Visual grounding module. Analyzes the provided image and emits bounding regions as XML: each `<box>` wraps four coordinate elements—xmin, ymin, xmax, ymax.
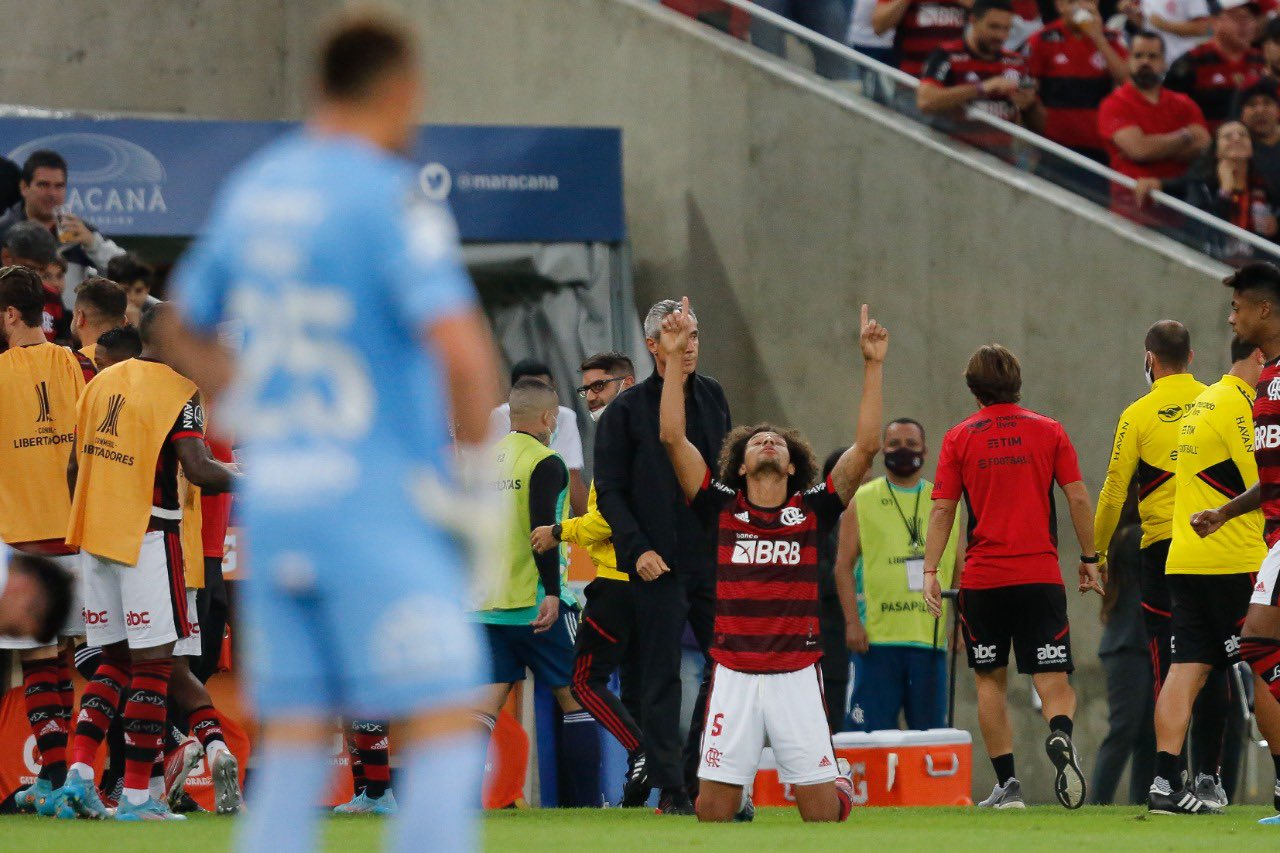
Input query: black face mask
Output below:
<box><xmin>884</xmin><ymin>447</ymin><xmax>924</xmax><ymax>477</ymax></box>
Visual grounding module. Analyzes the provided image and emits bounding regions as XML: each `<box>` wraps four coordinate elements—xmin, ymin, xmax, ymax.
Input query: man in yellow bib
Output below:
<box><xmin>57</xmin><ymin>303</ymin><xmax>239</xmax><ymax>822</ymax></box>
<box><xmin>0</xmin><ymin>266</ymin><xmax>87</xmax><ymax>813</ymax></box>
<box><xmin>70</xmin><ymin>276</ymin><xmax>127</xmax><ymax>366</ymax></box>
<box><xmin>836</xmin><ymin>417</ymin><xmax>962</xmax><ymax>731</ymax></box>
<box><xmin>475</xmin><ymin>377</ymin><xmax>599</xmax><ymax>807</ymax></box>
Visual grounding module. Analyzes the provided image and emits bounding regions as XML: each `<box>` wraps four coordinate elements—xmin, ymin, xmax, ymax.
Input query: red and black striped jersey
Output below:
<box><xmin>1024</xmin><ymin>21</ymin><xmax>1127</xmax><ymax>152</ymax></box>
<box><xmin>1165</xmin><ymin>42</ymin><xmax>1263</xmax><ymax>130</ymax></box>
<box><xmin>1253</xmin><ymin>357</ymin><xmax>1280</xmax><ymax>547</ymax></box>
<box><xmin>920</xmin><ymin>39</ymin><xmax>1028</xmax><ymax>123</ymax></box>
<box><xmin>884</xmin><ymin>0</ymin><xmax>969</xmax><ymax>77</ymax></box>
<box><xmin>692</xmin><ymin>473</ymin><xmax>845</xmax><ymax>674</ymax></box>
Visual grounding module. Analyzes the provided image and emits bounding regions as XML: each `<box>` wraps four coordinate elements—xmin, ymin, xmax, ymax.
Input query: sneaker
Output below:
<box><xmin>14</xmin><ymin>778</ymin><xmax>51</xmax><ymax>813</ymax></box>
<box><xmin>98</xmin><ymin>778</ymin><xmax>123</xmax><ymax>812</ymax></box>
<box><xmin>1045</xmin><ymin>731</ymin><xmax>1086</xmax><ymax>809</ymax></box>
<box><xmin>333</xmin><ymin>790</ymin><xmax>398</xmax><ymax>815</ymax></box>
<box><xmin>170</xmin><ymin>791</ymin><xmax>206</xmax><ymax>814</ymax></box>
<box><xmin>114</xmin><ymin>796</ymin><xmax>188</xmax><ymax>821</ymax></box>
<box><xmin>1193</xmin><ymin>773</ymin><xmax>1227</xmax><ymax>810</ymax></box>
<box><xmin>1147</xmin><ymin>778</ymin><xmax>1222</xmax><ymax>815</ymax></box>
<box><xmin>56</xmin><ymin>768</ymin><xmax>109</xmax><ymax>820</ymax></box>
<box><xmin>1273</xmin><ymin>780</ymin><xmax>1280</xmax><ymax>814</ymax></box>
<box><xmin>977</xmin><ymin>778</ymin><xmax>1026</xmax><ymax>809</ymax></box>
<box><xmin>734</xmin><ymin>792</ymin><xmax>755</xmax><ymax>823</ymax></box>
<box><xmin>164</xmin><ymin>737</ymin><xmax>204</xmax><ymax>809</ymax></box>
<box><xmin>1259</xmin><ymin>813</ymin><xmax>1280</xmax><ymax>825</ymax></box>
<box><xmin>210</xmin><ymin>748</ymin><xmax>243</xmax><ymax>815</ymax></box>
<box><xmin>656</xmin><ymin>788</ymin><xmax>696</xmax><ymax>815</ymax></box>
<box><xmin>621</xmin><ymin>752</ymin><xmax>650</xmax><ymax>808</ymax></box>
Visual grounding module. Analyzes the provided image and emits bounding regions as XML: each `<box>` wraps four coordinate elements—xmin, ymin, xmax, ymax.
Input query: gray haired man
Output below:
<box><xmin>594</xmin><ymin>298</ymin><xmax>732</xmax><ymax>814</ymax></box>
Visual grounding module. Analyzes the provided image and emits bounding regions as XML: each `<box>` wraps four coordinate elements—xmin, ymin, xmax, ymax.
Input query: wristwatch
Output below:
<box><xmin>551</xmin><ymin>523</ymin><xmax>563</xmax><ymax>541</ymax></box>
<box><xmin>1080</xmin><ymin>554</ymin><xmax>1100</xmax><ymax>564</ymax></box>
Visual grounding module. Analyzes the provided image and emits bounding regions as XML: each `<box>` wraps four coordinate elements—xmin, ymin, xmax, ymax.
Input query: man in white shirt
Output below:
<box><xmin>489</xmin><ymin>358</ymin><xmax>588</xmax><ymax>515</ymax></box>
<box><xmin>1142</xmin><ymin>0</ymin><xmax>1210</xmax><ymax>64</ymax></box>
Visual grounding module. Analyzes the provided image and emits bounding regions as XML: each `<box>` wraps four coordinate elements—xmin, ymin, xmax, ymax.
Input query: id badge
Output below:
<box><xmin>905</xmin><ymin>557</ymin><xmax>925</xmax><ymax>592</ymax></box>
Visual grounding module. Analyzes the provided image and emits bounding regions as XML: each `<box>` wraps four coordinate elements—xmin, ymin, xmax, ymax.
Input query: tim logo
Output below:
<box><xmin>973</xmin><ymin>643</ymin><xmax>998</xmax><ymax>663</ymax></box>
<box><xmin>731</xmin><ymin>539</ymin><xmax>801</xmax><ymax>566</ymax></box>
<box><xmin>34</xmin><ymin>381</ymin><xmax>51</xmax><ymax>423</ymax></box>
<box><xmin>97</xmin><ymin>394</ymin><xmax>125</xmax><ymax>436</ymax></box>
<box><xmin>779</xmin><ymin>506</ymin><xmax>807</xmax><ymax>526</ymax></box>
<box><xmin>1037</xmin><ymin>643</ymin><xmax>1068</xmax><ymax>663</ymax></box>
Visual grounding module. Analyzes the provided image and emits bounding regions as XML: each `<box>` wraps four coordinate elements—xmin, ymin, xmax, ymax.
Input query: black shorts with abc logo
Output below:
<box><xmin>1168</xmin><ymin>573</ymin><xmax>1253</xmax><ymax>667</ymax></box>
<box><xmin>957</xmin><ymin>584</ymin><xmax>1073</xmax><ymax>674</ymax></box>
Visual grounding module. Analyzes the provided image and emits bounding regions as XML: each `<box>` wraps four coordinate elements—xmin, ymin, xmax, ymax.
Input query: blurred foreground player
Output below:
<box><xmin>164</xmin><ymin>12</ymin><xmax>502</xmax><ymax>853</ymax></box>
<box><xmin>0</xmin><ymin>544</ymin><xmax>74</xmax><ymax>643</ymax></box>
<box><xmin>659</xmin><ymin>299</ymin><xmax>887</xmax><ymax>823</ymax></box>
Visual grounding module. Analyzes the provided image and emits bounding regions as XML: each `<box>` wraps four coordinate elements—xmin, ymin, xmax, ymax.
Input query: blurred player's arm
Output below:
<box><xmin>528</xmin><ymin>456</ymin><xmax>566</xmax><ymax>632</ymax></box>
<box><xmin>657</xmin><ymin>300</ymin><xmax>710</xmax><ymax>502</ymax></box>
<box><xmin>831</xmin><ymin>305</ymin><xmax>888</xmax><ymax>503</ymax></box>
<box><xmin>175</xmin><ymin>437</ymin><xmax>240</xmax><ymax>495</ymax></box>
<box><xmin>834</xmin><ymin>507</ymin><xmax>869</xmax><ymax>653</ymax></box>
<box><xmin>154</xmin><ymin>314</ymin><xmax>235</xmax><ymax>408</ymax></box>
<box><xmin>428</xmin><ymin>311</ymin><xmax>502</xmax><ymax>447</ymax></box>
<box><xmin>1192</xmin><ymin>482</ymin><xmax>1262</xmax><ymax>537</ymax></box>
<box><xmin>1093</xmin><ymin>410</ymin><xmax>1138</xmax><ymax>560</ymax></box>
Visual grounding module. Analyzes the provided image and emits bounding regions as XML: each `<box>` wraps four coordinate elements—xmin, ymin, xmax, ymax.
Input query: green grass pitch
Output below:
<box><xmin>4</xmin><ymin>805</ymin><xmax>1280</xmax><ymax>851</ymax></box>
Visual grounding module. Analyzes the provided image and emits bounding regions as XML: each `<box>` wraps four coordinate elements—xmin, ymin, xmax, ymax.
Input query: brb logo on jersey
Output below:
<box><xmin>1037</xmin><ymin>643</ymin><xmax>1068</xmax><ymax>663</ymax></box>
<box><xmin>779</xmin><ymin>506</ymin><xmax>807</xmax><ymax>526</ymax></box>
<box><xmin>731</xmin><ymin>539</ymin><xmax>801</xmax><ymax>565</ymax></box>
<box><xmin>1256</xmin><ymin>423</ymin><xmax>1280</xmax><ymax>450</ymax></box>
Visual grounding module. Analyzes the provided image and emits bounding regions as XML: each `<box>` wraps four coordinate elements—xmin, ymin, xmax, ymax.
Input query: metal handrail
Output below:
<box><xmin>716</xmin><ymin>0</ymin><xmax>1280</xmax><ymax>262</ymax></box>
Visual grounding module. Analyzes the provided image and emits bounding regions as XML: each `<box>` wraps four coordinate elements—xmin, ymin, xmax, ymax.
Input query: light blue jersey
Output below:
<box><xmin>173</xmin><ymin>131</ymin><xmax>482</xmax><ymax>719</ymax></box>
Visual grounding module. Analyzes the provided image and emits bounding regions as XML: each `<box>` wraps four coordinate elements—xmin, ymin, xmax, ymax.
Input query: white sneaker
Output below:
<box><xmin>978</xmin><ymin>778</ymin><xmax>1026</xmax><ymax>809</ymax></box>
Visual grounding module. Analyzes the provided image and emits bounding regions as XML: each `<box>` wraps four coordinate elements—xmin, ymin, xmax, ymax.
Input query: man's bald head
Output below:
<box><xmin>508</xmin><ymin>378</ymin><xmax>559</xmax><ymax>444</ymax></box>
<box><xmin>1145</xmin><ymin>320</ymin><xmax>1192</xmax><ymax>371</ymax></box>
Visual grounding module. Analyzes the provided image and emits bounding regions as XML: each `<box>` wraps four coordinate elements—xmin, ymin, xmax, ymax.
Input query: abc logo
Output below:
<box><xmin>973</xmin><ymin>644</ymin><xmax>998</xmax><ymax>662</ymax></box>
<box><xmin>82</xmin><ymin>609</ymin><xmax>108</xmax><ymax>626</ymax></box>
<box><xmin>125</xmin><ymin>611</ymin><xmax>151</xmax><ymax>628</ymax></box>
<box><xmin>1037</xmin><ymin>644</ymin><xmax>1068</xmax><ymax>662</ymax></box>
<box><xmin>1225</xmin><ymin>635</ymin><xmax>1241</xmax><ymax>655</ymax></box>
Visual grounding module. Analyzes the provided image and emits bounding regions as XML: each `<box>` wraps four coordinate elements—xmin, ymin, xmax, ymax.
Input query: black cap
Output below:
<box><xmin>1241</xmin><ymin>78</ymin><xmax>1280</xmax><ymax>107</ymax></box>
<box><xmin>1265</xmin><ymin>15</ymin><xmax>1280</xmax><ymax>42</ymax></box>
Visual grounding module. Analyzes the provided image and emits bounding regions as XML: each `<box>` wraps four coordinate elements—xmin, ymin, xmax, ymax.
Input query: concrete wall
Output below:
<box><xmin>0</xmin><ymin>0</ymin><xmax>1258</xmax><ymax>804</ymax></box>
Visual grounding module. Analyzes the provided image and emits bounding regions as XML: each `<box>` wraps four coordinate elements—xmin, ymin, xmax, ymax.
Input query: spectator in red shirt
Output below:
<box><xmin>1165</xmin><ymin>0</ymin><xmax>1263</xmax><ymax>131</ymax></box>
<box><xmin>1263</xmin><ymin>16</ymin><xmax>1280</xmax><ymax>80</ymax></box>
<box><xmin>1097</xmin><ymin>30</ymin><xmax>1210</xmax><ymax>216</ymax></box>
<box><xmin>923</xmin><ymin>344</ymin><xmax>1102</xmax><ymax>810</ymax></box>
<box><xmin>1026</xmin><ymin>0</ymin><xmax>1129</xmax><ymax>164</ymax></box>
<box><xmin>875</xmin><ymin>0</ymin><xmax>972</xmax><ymax>76</ymax></box>
<box><xmin>917</xmin><ymin>0</ymin><xmax>1046</xmax><ymax>133</ymax></box>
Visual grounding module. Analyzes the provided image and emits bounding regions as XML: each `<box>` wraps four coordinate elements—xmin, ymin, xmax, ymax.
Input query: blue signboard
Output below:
<box><xmin>0</xmin><ymin>118</ymin><xmax>625</xmax><ymax>242</ymax></box>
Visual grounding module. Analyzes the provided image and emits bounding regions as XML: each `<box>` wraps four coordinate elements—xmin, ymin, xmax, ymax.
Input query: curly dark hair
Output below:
<box><xmin>716</xmin><ymin>423</ymin><xmax>819</xmax><ymax>496</ymax></box>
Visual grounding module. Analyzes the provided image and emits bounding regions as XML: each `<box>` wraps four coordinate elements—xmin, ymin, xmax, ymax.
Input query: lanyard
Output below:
<box><xmin>887</xmin><ymin>484</ymin><xmax>923</xmax><ymax>550</ymax></box>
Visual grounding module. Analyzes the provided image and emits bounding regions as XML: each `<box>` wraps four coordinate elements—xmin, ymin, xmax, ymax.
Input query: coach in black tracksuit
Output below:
<box><xmin>595</xmin><ymin>299</ymin><xmax>730</xmax><ymax>815</ymax></box>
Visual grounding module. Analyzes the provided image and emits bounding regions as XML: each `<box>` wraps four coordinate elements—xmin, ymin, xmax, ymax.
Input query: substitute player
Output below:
<box><xmin>163</xmin><ymin>12</ymin><xmax>503</xmax><ymax>853</ymax></box>
<box><xmin>1148</xmin><ymin>336</ymin><xmax>1280</xmax><ymax>815</ymax></box>
<box><xmin>0</xmin><ymin>266</ymin><xmax>87</xmax><ymax>814</ymax></box>
<box><xmin>659</xmin><ymin>298</ymin><xmax>886</xmax><ymax>823</ymax></box>
<box><xmin>57</xmin><ymin>305</ymin><xmax>239</xmax><ymax>822</ymax></box>
<box><xmin>923</xmin><ymin>344</ymin><xmax>1102</xmax><ymax>810</ymax></box>
<box><xmin>1191</xmin><ymin>261</ymin><xmax>1280</xmax><ymax>825</ymax></box>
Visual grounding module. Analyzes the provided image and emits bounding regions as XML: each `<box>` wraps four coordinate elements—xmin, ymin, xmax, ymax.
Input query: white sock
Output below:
<box><xmin>68</xmin><ymin>762</ymin><xmax>94</xmax><ymax>781</ymax></box>
<box><xmin>150</xmin><ymin>774</ymin><xmax>165</xmax><ymax>800</ymax></box>
<box><xmin>124</xmin><ymin>786</ymin><xmax>149</xmax><ymax>806</ymax></box>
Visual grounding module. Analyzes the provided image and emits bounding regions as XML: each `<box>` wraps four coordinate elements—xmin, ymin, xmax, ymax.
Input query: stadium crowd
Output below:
<box><xmin>662</xmin><ymin>0</ymin><xmax>1280</xmax><ymax>260</ymax></box>
<box><xmin>9</xmin><ymin>14</ymin><xmax>1280</xmax><ymax>843</ymax></box>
